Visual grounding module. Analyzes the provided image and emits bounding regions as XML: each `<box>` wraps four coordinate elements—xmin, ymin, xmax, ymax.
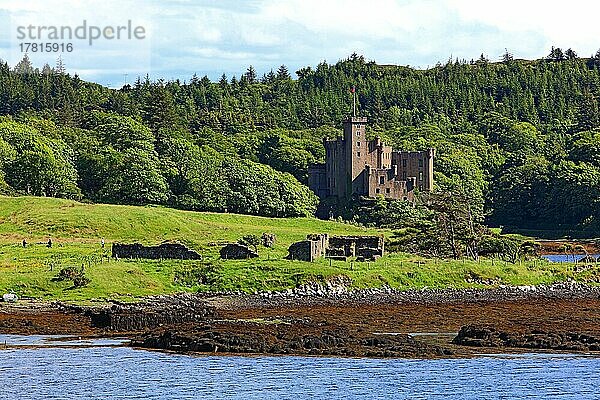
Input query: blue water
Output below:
<box><xmin>542</xmin><ymin>254</ymin><xmax>599</xmax><ymax>263</ymax></box>
<box><xmin>1</xmin><ymin>344</ymin><xmax>600</xmax><ymax>399</ymax></box>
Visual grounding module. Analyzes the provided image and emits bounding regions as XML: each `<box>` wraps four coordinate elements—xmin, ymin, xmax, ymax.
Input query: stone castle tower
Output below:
<box><xmin>308</xmin><ymin>115</ymin><xmax>434</xmax><ymax>202</ymax></box>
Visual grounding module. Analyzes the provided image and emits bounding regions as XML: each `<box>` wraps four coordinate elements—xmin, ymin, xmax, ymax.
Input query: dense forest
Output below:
<box><xmin>1</xmin><ymin>49</ymin><xmax>600</xmax><ymax>234</ymax></box>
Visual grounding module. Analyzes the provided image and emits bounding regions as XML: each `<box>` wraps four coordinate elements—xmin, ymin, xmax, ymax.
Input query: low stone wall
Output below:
<box><xmin>112</xmin><ymin>242</ymin><xmax>202</xmax><ymax>260</ymax></box>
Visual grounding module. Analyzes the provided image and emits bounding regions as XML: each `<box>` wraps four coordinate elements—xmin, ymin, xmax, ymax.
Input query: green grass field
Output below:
<box><xmin>0</xmin><ymin>196</ymin><xmax>584</xmax><ymax>302</ymax></box>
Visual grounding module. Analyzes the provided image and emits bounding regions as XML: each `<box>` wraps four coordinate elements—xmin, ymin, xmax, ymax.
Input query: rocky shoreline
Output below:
<box><xmin>213</xmin><ymin>280</ymin><xmax>600</xmax><ymax>309</ymax></box>
<box><xmin>3</xmin><ymin>282</ymin><xmax>600</xmax><ymax>358</ymax></box>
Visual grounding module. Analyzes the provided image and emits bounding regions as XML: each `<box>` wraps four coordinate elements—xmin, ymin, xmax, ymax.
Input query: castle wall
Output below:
<box><xmin>365</xmin><ymin>167</ymin><xmax>414</xmax><ymax>200</ymax></box>
<box><xmin>308</xmin><ymin>164</ymin><xmax>328</xmax><ymax>198</ymax></box>
<box><xmin>324</xmin><ymin>138</ymin><xmax>348</xmax><ymax>199</ymax></box>
<box><xmin>392</xmin><ymin>149</ymin><xmax>434</xmax><ymax>192</ymax></box>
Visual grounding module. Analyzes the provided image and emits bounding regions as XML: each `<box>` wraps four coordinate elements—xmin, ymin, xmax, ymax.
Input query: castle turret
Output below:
<box><xmin>343</xmin><ymin>116</ymin><xmax>368</xmax><ymax>197</ymax></box>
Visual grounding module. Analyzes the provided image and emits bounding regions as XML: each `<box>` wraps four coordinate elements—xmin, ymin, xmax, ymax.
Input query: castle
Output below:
<box><xmin>308</xmin><ymin>116</ymin><xmax>434</xmax><ymax>202</ymax></box>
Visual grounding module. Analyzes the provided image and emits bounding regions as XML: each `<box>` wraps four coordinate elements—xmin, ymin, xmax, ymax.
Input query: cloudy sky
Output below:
<box><xmin>1</xmin><ymin>0</ymin><xmax>599</xmax><ymax>87</ymax></box>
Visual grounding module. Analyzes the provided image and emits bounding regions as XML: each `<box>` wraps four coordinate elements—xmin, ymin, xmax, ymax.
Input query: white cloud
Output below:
<box><xmin>261</xmin><ymin>0</ymin><xmax>447</xmax><ymax>38</ymax></box>
<box><xmin>448</xmin><ymin>0</ymin><xmax>600</xmax><ymax>55</ymax></box>
<box><xmin>1</xmin><ymin>0</ymin><xmax>599</xmax><ymax>86</ymax></box>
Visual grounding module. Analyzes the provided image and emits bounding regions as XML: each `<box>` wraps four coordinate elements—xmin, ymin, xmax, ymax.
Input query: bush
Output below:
<box><xmin>53</xmin><ymin>265</ymin><xmax>90</xmax><ymax>288</ymax></box>
<box><xmin>239</xmin><ymin>234</ymin><xmax>261</xmax><ymax>252</ymax></box>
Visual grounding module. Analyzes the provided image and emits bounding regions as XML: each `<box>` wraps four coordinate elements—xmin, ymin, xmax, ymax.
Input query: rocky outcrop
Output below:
<box><xmin>112</xmin><ymin>242</ymin><xmax>202</xmax><ymax>260</ymax></box>
<box><xmin>132</xmin><ymin>323</ymin><xmax>452</xmax><ymax>358</ymax></box>
<box><xmin>453</xmin><ymin>325</ymin><xmax>600</xmax><ymax>351</ymax></box>
<box><xmin>57</xmin><ymin>294</ymin><xmax>216</xmax><ymax>332</ymax></box>
<box><xmin>220</xmin><ymin>243</ymin><xmax>259</xmax><ymax>259</ymax></box>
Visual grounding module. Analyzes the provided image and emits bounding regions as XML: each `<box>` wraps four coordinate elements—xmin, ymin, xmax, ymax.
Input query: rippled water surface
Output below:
<box><xmin>1</xmin><ymin>344</ymin><xmax>599</xmax><ymax>399</ymax></box>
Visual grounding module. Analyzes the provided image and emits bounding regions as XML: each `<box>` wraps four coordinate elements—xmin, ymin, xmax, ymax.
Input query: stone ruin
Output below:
<box><xmin>286</xmin><ymin>234</ymin><xmax>328</xmax><ymax>262</ymax></box>
<box><xmin>287</xmin><ymin>234</ymin><xmax>384</xmax><ymax>262</ymax></box>
<box><xmin>112</xmin><ymin>242</ymin><xmax>202</xmax><ymax>260</ymax></box>
<box><xmin>220</xmin><ymin>243</ymin><xmax>259</xmax><ymax>260</ymax></box>
<box><xmin>261</xmin><ymin>233</ymin><xmax>276</xmax><ymax>248</ymax></box>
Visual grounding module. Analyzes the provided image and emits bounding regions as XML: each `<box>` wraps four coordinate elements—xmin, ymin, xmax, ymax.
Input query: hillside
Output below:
<box><xmin>0</xmin><ymin>196</ymin><xmax>371</xmax><ymax>245</ymax></box>
<box><xmin>0</xmin><ymin>196</ymin><xmax>578</xmax><ymax>302</ymax></box>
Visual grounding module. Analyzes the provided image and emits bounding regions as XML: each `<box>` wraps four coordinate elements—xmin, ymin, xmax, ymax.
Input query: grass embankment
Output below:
<box><xmin>0</xmin><ymin>196</ymin><xmax>584</xmax><ymax>302</ymax></box>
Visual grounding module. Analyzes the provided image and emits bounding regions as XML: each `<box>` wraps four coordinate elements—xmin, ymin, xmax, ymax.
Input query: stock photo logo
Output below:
<box><xmin>15</xmin><ymin>20</ymin><xmax>146</xmax><ymax>53</ymax></box>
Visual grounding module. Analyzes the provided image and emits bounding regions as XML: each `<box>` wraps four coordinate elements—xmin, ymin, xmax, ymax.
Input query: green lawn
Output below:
<box><xmin>0</xmin><ymin>196</ymin><xmax>585</xmax><ymax>302</ymax></box>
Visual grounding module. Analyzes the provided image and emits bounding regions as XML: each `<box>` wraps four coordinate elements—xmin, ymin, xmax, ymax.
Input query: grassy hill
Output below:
<box><xmin>0</xmin><ymin>196</ymin><xmax>576</xmax><ymax>302</ymax></box>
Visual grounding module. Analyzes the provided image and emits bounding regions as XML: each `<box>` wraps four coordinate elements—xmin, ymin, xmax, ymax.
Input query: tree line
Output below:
<box><xmin>1</xmin><ymin>49</ymin><xmax>600</xmax><ymax>231</ymax></box>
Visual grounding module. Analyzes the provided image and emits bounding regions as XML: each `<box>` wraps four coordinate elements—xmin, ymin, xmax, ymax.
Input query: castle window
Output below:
<box><xmin>418</xmin><ymin>159</ymin><xmax>424</xmax><ymax>168</ymax></box>
<box><xmin>419</xmin><ymin>172</ymin><xmax>423</xmax><ymax>181</ymax></box>
<box><xmin>402</xmin><ymin>159</ymin><xmax>407</xmax><ymax>167</ymax></box>
<box><xmin>419</xmin><ymin>185</ymin><xmax>423</xmax><ymax>191</ymax></box>
<box><xmin>357</xmin><ymin>152</ymin><xmax>361</xmax><ymax>157</ymax></box>
<box><xmin>376</xmin><ymin>188</ymin><xmax>380</xmax><ymax>194</ymax></box>
<box><xmin>356</xmin><ymin>130</ymin><xmax>361</xmax><ymax>136</ymax></box>
<box><xmin>357</xmin><ymin>142</ymin><xmax>360</xmax><ymax>147</ymax></box>
<box><xmin>386</xmin><ymin>188</ymin><xmax>391</xmax><ymax>194</ymax></box>
<box><xmin>402</xmin><ymin>172</ymin><xmax>407</xmax><ymax>180</ymax></box>
<box><xmin>379</xmin><ymin>176</ymin><xmax>385</xmax><ymax>185</ymax></box>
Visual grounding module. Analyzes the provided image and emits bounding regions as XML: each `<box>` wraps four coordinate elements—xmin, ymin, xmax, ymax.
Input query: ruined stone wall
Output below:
<box><xmin>287</xmin><ymin>236</ymin><xmax>325</xmax><ymax>262</ymax></box>
<box><xmin>112</xmin><ymin>243</ymin><xmax>202</xmax><ymax>260</ymax></box>
<box><xmin>287</xmin><ymin>234</ymin><xmax>384</xmax><ymax>262</ymax></box>
<box><xmin>287</xmin><ymin>241</ymin><xmax>313</xmax><ymax>261</ymax></box>
<box><xmin>326</xmin><ymin>236</ymin><xmax>384</xmax><ymax>261</ymax></box>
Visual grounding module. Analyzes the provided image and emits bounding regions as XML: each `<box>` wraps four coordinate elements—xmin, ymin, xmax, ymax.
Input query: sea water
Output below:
<box><xmin>0</xmin><ymin>337</ymin><xmax>599</xmax><ymax>399</ymax></box>
<box><xmin>542</xmin><ymin>254</ymin><xmax>600</xmax><ymax>263</ymax></box>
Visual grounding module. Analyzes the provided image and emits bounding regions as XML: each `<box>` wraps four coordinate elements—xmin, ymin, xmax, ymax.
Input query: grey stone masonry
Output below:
<box><xmin>287</xmin><ymin>234</ymin><xmax>384</xmax><ymax>262</ymax></box>
<box><xmin>112</xmin><ymin>242</ymin><xmax>202</xmax><ymax>260</ymax></box>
